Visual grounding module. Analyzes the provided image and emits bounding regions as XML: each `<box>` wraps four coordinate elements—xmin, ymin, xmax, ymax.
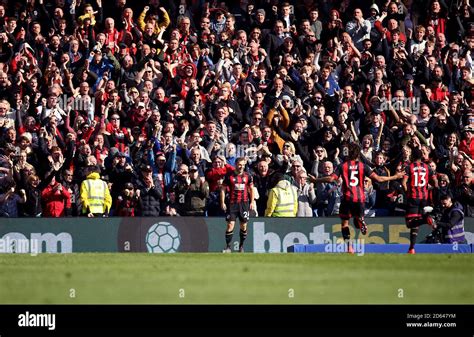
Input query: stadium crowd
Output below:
<box><xmin>0</xmin><ymin>0</ymin><xmax>473</xmax><ymax>218</ymax></box>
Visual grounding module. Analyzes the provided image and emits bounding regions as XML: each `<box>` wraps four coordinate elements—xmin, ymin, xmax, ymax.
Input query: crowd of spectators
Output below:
<box><xmin>0</xmin><ymin>0</ymin><xmax>473</xmax><ymax>218</ymax></box>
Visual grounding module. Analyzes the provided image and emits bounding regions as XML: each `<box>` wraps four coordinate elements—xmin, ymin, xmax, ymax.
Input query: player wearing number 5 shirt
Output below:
<box><xmin>310</xmin><ymin>144</ymin><xmax>403</xmax><ymax>253</ymax></box>
<box><xmin>402</xmin><ymin>148</ymin><xmax>438</xmax><ymax>254</ymax></box>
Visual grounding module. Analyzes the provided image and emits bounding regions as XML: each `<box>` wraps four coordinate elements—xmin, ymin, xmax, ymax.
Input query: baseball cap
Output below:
<box><xmin>189</xmin><ymin>165</ymin><xmax>198</xmax><ymax>172</ymax></box>
<box><xmin>140</xmin><ymin>164</ymin><xmax>153</xmax><ymax>172</ymax></box>
<box><xmin>124</xmin><ymin>182</ymin><xmax>134</xmax><ymax>190</ymax></box>
<box><xmin>463</xmin><ymin>126</ymin><xmax>474</xmax><ymax>133</ymax></box>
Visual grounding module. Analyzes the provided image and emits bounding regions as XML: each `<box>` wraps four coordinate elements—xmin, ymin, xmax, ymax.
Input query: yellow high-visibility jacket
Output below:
<box><xmin>265</xmin><ymin>180</ymin><xmax>298</xmax><ymax>217</ymax></box>
<box><xmin>80</xmin><ymin>172</ymin><xmax>112</xmax><ymax>214</ymax></box>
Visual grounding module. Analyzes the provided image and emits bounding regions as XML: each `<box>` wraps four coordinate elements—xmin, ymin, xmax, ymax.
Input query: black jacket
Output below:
<box><xmin>137</xmin><ymin>178</ymin><xmax>163</xmax><ymax>216</ymax></box>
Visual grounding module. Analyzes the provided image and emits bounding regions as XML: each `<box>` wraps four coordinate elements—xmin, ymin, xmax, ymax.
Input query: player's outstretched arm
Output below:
<box><xmin>370</xmin><ymin>171</ymin><xmax>404</xmax><ymax>183</ymax></box>
<box><xmin>308</xmin><ymin>174</ymin><xmax>336</xmax><ymax>184</ymax></box>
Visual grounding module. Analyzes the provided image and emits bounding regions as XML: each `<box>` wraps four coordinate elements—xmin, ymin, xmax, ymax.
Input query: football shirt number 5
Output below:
<box><xmin>349</xmin><ymin>170</ymin><xmax>359</xmax><ymax>187</ymax></box>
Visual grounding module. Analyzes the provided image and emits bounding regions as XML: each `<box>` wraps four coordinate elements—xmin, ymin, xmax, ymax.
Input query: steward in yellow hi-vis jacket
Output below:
<box><xmin>265</xmin><ymin>177</ymin><xmax>298</xmax><ymax>217</ymax></box>
<box><xmin>80</xmin><ymin>167</ymin><xmax>112</xmax><ymax>217</ymax></box>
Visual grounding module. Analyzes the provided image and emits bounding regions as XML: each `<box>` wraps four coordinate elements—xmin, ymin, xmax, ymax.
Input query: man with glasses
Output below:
<box><xmin>289</xmin><ymin>159</ymin><xmax>304</xmax><ymax>182</ymax></box>
<box><xmin>106</xmin><ymin>113</ymin><xmax>132</xmax><ymax>152</ymax></box>
<box><xmin>250</xmin><ymin>110</ymin><xmax>263</xmax><ymax>127</ymax></box>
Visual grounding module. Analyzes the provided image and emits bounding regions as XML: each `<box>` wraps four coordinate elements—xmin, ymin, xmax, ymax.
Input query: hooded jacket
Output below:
<box><xmin>80</xmin><ymin>172</ymin><xmax>112</xmax><ymax>214</ymax></box>
<box><xmin>41</xmin><ymin>183</ymin><xmax>71</xmax><ymax>217</ymax></box>
<box><xmin>265</xmin><ymin>179</ymin><xmax>298</xmax><ymax>217</ymax></box>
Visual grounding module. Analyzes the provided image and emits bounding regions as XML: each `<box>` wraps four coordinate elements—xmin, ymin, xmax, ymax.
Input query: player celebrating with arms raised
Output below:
<box><xmin>220</xmin><ymin>157</ymin><xmax>254</xmax><ymax>253</ymax></box>
<box><xmin>402</xmin><ymin>148</ymin><xmax>437</xmax><ymax>254</ymax></box>
<box><xmin>310</xmin><ymin>143</ymin><xmax>403</xmax><ymax>253</ymax></box>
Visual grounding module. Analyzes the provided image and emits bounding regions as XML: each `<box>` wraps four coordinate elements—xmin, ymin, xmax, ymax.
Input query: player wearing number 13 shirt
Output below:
<box><xmin>402</xmin><ymin>148</ymin><xmax>437</xmax><ymax>254</ymax></box>
<box><xmin>310</xmin><ymin>144</ymin><xmax>403</xmax><ymax>253</ymax></box>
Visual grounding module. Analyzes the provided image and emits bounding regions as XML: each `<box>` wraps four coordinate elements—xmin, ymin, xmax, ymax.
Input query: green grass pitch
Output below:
<box><xmin>0</xmin><ymin>253</ymin><xmax>473</xmax><ymax>304</ymax></box>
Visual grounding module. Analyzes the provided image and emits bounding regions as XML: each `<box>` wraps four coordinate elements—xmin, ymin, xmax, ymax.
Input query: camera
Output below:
<box><xmin>423</xmin><ymin>212</ymin><xmax>443</xmax><ymax>243</ymax></box>
<box><xmin>425</xmin><ymin>227</ymin><xmax>443</xmax><ymax>243</ymax></box>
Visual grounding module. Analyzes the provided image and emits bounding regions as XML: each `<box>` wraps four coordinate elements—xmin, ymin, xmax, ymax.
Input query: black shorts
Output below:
<box><xmin>226</xmin><ymin>202</ymin><xmax>250</xmax><ymax>222</ymax></box>
<box><xmin>405</xmin><ymin>198</ymin><xmax>429</xmax><ymax>219</ymax></box>
<box><xmin>339</xmin><ymin>200</ymin><xmax>364</xmax><ymax>220</ymax></box>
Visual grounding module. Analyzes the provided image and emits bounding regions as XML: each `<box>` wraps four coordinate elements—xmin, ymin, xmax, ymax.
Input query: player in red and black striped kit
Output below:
<box><xmin>220</xmin><ymin>157</ymin><xmax>254</xmax><ymax>253</ymax></box>
<box><xmin>402</xmin><ymin>148</ymin><xmax>438</xmax><ymax>254</ymax></box>
<box><xmin>311</xmin><ymin>143</ymin><xmax>403</xmax><ymax>253</ymax></box>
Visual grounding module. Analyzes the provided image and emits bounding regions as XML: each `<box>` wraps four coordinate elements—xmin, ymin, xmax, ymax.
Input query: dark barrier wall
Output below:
<box><xmin>0</xmin><ymin>218</ymin><xmax>473</xmax><ymax>253</ymax></box>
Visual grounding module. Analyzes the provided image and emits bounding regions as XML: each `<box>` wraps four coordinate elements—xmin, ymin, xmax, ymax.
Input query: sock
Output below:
<box><xmin>409</xmin><ymin>228</ymin><xmax>418</xmax><ymax>250</ymax></box>
<box><xmin>239</xmin><ymin>229</ymin><xmax>247</xmax><ymax>248</ymax></box>
<box><xmin>225</xmin><ymin>230</ymin><xmax>233</xmax><ymax>248</ymax></box>
<box><xmin>342</xmin><ymin>226</ymin><xmax>350</xmax><ymax>241</ymax></box>
<box><xmin>355</xmin><ymin>218</ymin><xmax>366</xmax><ymax>229</ymax></box>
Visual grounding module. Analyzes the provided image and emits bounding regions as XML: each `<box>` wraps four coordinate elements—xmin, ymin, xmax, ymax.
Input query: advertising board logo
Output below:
<box><xmin>118</xmin><ymin>217</ymin><xmax>209</xmax><ymax>252</ymax></box>
<box><xmin>145</xmin><ymin>222</ymin><xmax>181</xmax><ymax>253</ymax></box>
